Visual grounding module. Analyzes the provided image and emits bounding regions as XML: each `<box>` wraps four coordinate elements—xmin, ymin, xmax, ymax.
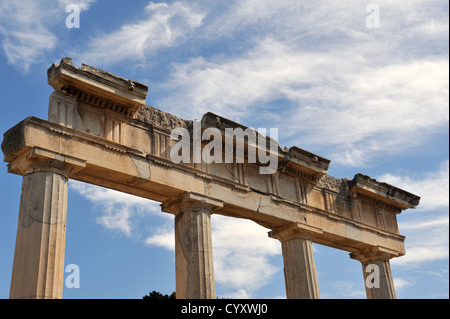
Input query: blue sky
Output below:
<box><xmin>0</xmin><ymin>0</ymin><xmax>448</xmax><ymax>299</ymax></box>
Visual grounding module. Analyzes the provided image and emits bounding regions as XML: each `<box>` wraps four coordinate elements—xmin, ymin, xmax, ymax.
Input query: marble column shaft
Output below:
<box><xmin>10</xmin><ymin>169</ymin><xmax>68</xmax><ymax>299</ymax></box>
<box><xmin>269</xmin><ymin>223</ymin><xmax>321</xmax><ymax>299</ymax></box>
<box><xmin>162</xmin><ymin>193</ymin><xmax>223</xmax><ymax>299</ymax></box>
<box><xmin>359</xmin><ymin>256</ymin><xmax>396</xmax><ymax>299</ymax></box>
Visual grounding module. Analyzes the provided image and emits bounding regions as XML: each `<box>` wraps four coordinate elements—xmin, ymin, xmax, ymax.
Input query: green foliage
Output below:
<box><xmin>143</xmin><ymin>290</ymin><xmax>176</xmax><ymax>299</ymax></box>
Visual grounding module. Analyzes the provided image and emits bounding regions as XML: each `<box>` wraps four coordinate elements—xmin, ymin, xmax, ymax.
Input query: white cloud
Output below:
<box><xmin>69</xmin><ymin>180</ymin><xmax>166</xmax><ymax>237</ymax></box>
<box><xmin>322</xmin><ymin>59</ymin><xmax>449</xmax><ymax>166</ymax></box>
<box><xmin>144</xmin><ymin>226</ymin><xmax>175</xmax><ymax>251</ymax></box>
<box><xmin>58</xmin><ymin>0</ymin><xmax>96</xmax><ymax>12</ymax></box>
<box><xmin>0</xmin><ymin>0</ymin><xmax>96</xmax><ymax>72</ymax></box>
<box><xmin>158</xmin><ymin>36</ymin><xmax>448</xmax><ymax>167</ymax></box>
<box><xmin>1</xmin><ymin>0</ymin><xmax>203</xmax><ymax>71</ymax></box>
<box><xmin>378</xmin><ymin>160</ymin><xmax>449</xmax><ymax>212</ymax></box>
<box><xmin>158</xmin><ymin>38</ymin><xmax>340</xmax><ymax>119</ymax></box>
<box><xmin>394</xmin><ymin>245</ymin><xmax>449</xmax><ymax>267</ymax></box>
<box><xmin>225</xmin><ymin>0</ymin><xmax>447</xmax><ymax>34</ymax></box>
<box><xmin>394</xmin><ymin>277</ymin><xmax>414</xmax><ymax>290</ymax></box>
<box><xmin>211</xmin><ymin>215</ymin><xmax>281</xmax><ymax>298</ymax></box>
<box><xmin>95</xmin><ymin>205</ymin><xmax>134</xmax><ymax>236</ymax></box>
<box><xmin>393</xmin><ymin>213</ymin><xmax>448</xmax><ymax>267</ymax></box>
<box><xmin>223</xmin><ymin>288</ymin><xmax>250</xmax><ymax>299</ymax></box>
<box><xmin>152</xmin><ymin>0</ymin><xmax>448</xmax><ymax>167</ymax></box>
<box><xmin>0</xmin><ymin>0</ymin><xmax>202</xmax><ymax>71</ymax></box>
<box><xmin>0</xmin><ymin>0</ymin><xmax>57</xmax><ymax>72</ymax></box>
<box><xmin>399</xmin><ymin>217</ymin><xmax>449</xmax><ymax>231</ymax></box>
<box><xmin>378</xmin><ymin>161</ymin><xmax>450</xmax><ymax>267</ymax></box>
<box><xmin>78</xmin><ymin>1</ymin><xmax>205</xmax><ymax>66</ymax></box>
<box><xmin>321</xmin><ymin>280</ymin><xmax>366</xmax><ymax>299</ymax></box>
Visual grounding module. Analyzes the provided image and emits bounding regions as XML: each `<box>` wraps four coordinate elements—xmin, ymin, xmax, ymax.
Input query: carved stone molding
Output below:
<box><xmin>352</xmin><ymin>191</ymin><xmax>402</xmax><ymax>213</ymax></box>
<box><xmin>161</xmin><ymin>192</ymin><xmax>224</xmax><ymax>216</ymax></box>
<box><xmin>268</xmin><ymin>222</ymin><xmax>323</xmax><ymax>242</ymax></box>
<box><xmin>47</xmin><ymin>57</ymin><xmax>148</xmax><ymax>119</ymax></box>
<box><xmin>278</xmin><ymin>161</ymin><xmax>319</xmax><ymax>182</ymax></box>
<box><xmin>62</xmin><ymin>85</ymin><xmax>135</xmax><ymax>118</ymax></box>
<box><xmin>349</xmin><ymin>173</ymin><xmax>420</xmax><ymax>211</ymax></box>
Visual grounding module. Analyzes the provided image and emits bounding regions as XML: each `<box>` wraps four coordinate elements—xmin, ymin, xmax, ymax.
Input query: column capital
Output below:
<box><xmin>161</xmin><ymin>192</ymin><xmax>223</xmax><ymax>215</ymax></box>
<box><xmin>8</xmin><ymin>147</ymin><xmax>86</xmax><ymax>178</ymax></box>
<box><xmin>350</xmin><ymin>246</ymin><xmax>400</xmax><ymax>264</ymax></box>
<box><xmin>268</xmin><ymin>222</ymin><xmax>323</xmax><ymax>243</ymax></box>
<box><xmin>170</xmin><ymin>193</ymin><xmax>219</xmax><ymax>299</ymax></box>
<box><xmin>351</xmin><ymin>247</ymin><xmax>398</xmax><ymax>299</ymax></box>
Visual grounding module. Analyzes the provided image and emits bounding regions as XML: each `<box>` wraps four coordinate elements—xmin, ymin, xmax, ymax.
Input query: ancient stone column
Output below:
<box><xmin>350</xmin><ymin>250</ymin><xmax>397</xmax><ymax>299</ymax></box>
<box><xmin>9</xmin><ymin>166</ymin><xmax>68</xmax><ymax>299</ymax></box>
<box><xmin>162</xmin><ymin>193</ymin><xmax>223</xmax><ymax>299</ymax></box>
<box><xmin>269</xmin><ymin>223</ymin><xmax>322</xmax><ymax>299</ymax></box>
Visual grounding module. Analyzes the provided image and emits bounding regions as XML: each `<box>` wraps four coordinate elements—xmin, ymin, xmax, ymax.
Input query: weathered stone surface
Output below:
<box><xmin>317</xmin><ymin>175</ymin><xmax>348</xmax><ymax>195</ymax></box>
<box><xmin>350</xmin><ymin>249</ymin><xmax>397</xmax><ymax>299</ymax></box>
<box><xmin>10</xmin><ymin>170</ymin><xmax>68</xmax><ymax>299</ymax></box>
<box><xmin>281</xmin><ymin>238</ymin><xmax>320</xmax><ymax>299</ymax></box>
<box><xmin>134</xmin><ymin>104</ymin><xmax>191</xmax><ymax>131</ymax></box>
<box><xmin>162</xmin><ymin>193</ymin><xmax>222</xmax><ymax>299</ymax></box>
<box><xmin>47</xmin><ymin>57</ymin><xmax>148</xmax><ymax>118</ymax></box>
<box><xmin>349</xmin><ymin>173</ymin><xmax>421</xmax><ymax>210</ymax></box>
<box><xmin>269</xmin><ymin>223</ymin><xmax>321</xmax><ymax>299</ymax></box>
<box><xmin>2</xmin><ymin>58</ymin><xmax>422</xmax><ymax>299</ymax></box>
<box><xmin>202</xmin><ymin>112</ymin><xmax>330</xmax><ymax>180</ymax></box>
<box><xmin>1</xmin><ymin>118</ymin><xmax>29</xmax><ymax>162</ymax></box>
<box><xmin>48</xmin><ymin>57</ymin><xmax>148</xmax><ymax>101</ymax></box>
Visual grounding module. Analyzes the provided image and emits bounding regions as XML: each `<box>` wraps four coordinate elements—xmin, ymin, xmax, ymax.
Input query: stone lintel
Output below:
<box><xmin>47</xmin><ymin>57</ymin><xmax>148</xmax><ymax>119</ymax></box>
<box><xmin>2</xmin><ymin>116</ymin><xmax>409</xmax><ymax>256</ymax></box>
<box><xmin>349</xmin><ymin>245</ymin><xmax>401</xmax><ymax>263</ymax></box>
<box><xmin>161</xmin><ymin>192</ymin><xmax>224</xmax><ymax>215</ymax></box>
<box><xmin>2</xmin><ymin>118</ymin><xmax>30</xmax><ymax>163</ymax></box>
<box><xmin>268</xmin><ymin>222</ymin><xmax>323</xmax><ymax>243</ymax></box>
<box><xmin>349</xmin><ymin>173</ymin><xmax>420</xmax><ymax>211</ymax></box>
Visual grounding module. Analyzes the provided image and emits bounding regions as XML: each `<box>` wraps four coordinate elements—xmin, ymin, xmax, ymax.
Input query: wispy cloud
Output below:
<box><xmin>394</xmin><ymin>277</ymin><xmax>415</xmax><ymax>290</ymax></box>
<box><xmin>58</xmin><ymin>0</ymin><xmax>96</xmax><ymax>12</ymax></box>
<box><xmin>321</xmin><ymin>280</ymin><xmax>366</xmax><ymax>299</ymax></box>
<box><xmin>211</xmin><ymin>215</ymin><xmax>281</xmax><ymax>298</ymax></box>
<box><xmin>69</xmin><ymin>180</ymin><xmax>166</xmax><ymax>237</ymax></box>
<box><xmin>152</xmin><ymin>0</ymin><xmax>448</xmax><ymax>167</ymax></box>
<box><xmin>77</xmin><ymin>1</ymin><xmax>205</xmax><ymax>66</ymax></box>
<box><xmin>0</xmin><ymin>0</ymin><xmax>56</xmax><ymax>72</ymax></box>
<box><xmin>144</xmin><ymin>225</ymin><xmax>174</xmax><ymax>251</ymax></box>
<box><xmin>379</xmin><ymin>161</ymin><xmax>450</xmax><ymax>267</ymax></box>
<box><xmin>0</xmin><ymin>0</ymin><xmax>96</xmax><ymax>72</ymax></box>
<box><xmin>378</xmin><ymin>160</ymin><xmax>449</xmax><ymax>211</ymax></box>
<box><xmin>158</xmin><ymin>37</ymin><xmax>448</xmax><ymax>166</ymax></box>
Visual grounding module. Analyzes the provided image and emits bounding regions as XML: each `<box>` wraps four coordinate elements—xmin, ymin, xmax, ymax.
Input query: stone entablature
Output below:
<box><xmin>47</xmin><ymin>57</ymin><xmax>148</xmax><ymax>118</ymax></box>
